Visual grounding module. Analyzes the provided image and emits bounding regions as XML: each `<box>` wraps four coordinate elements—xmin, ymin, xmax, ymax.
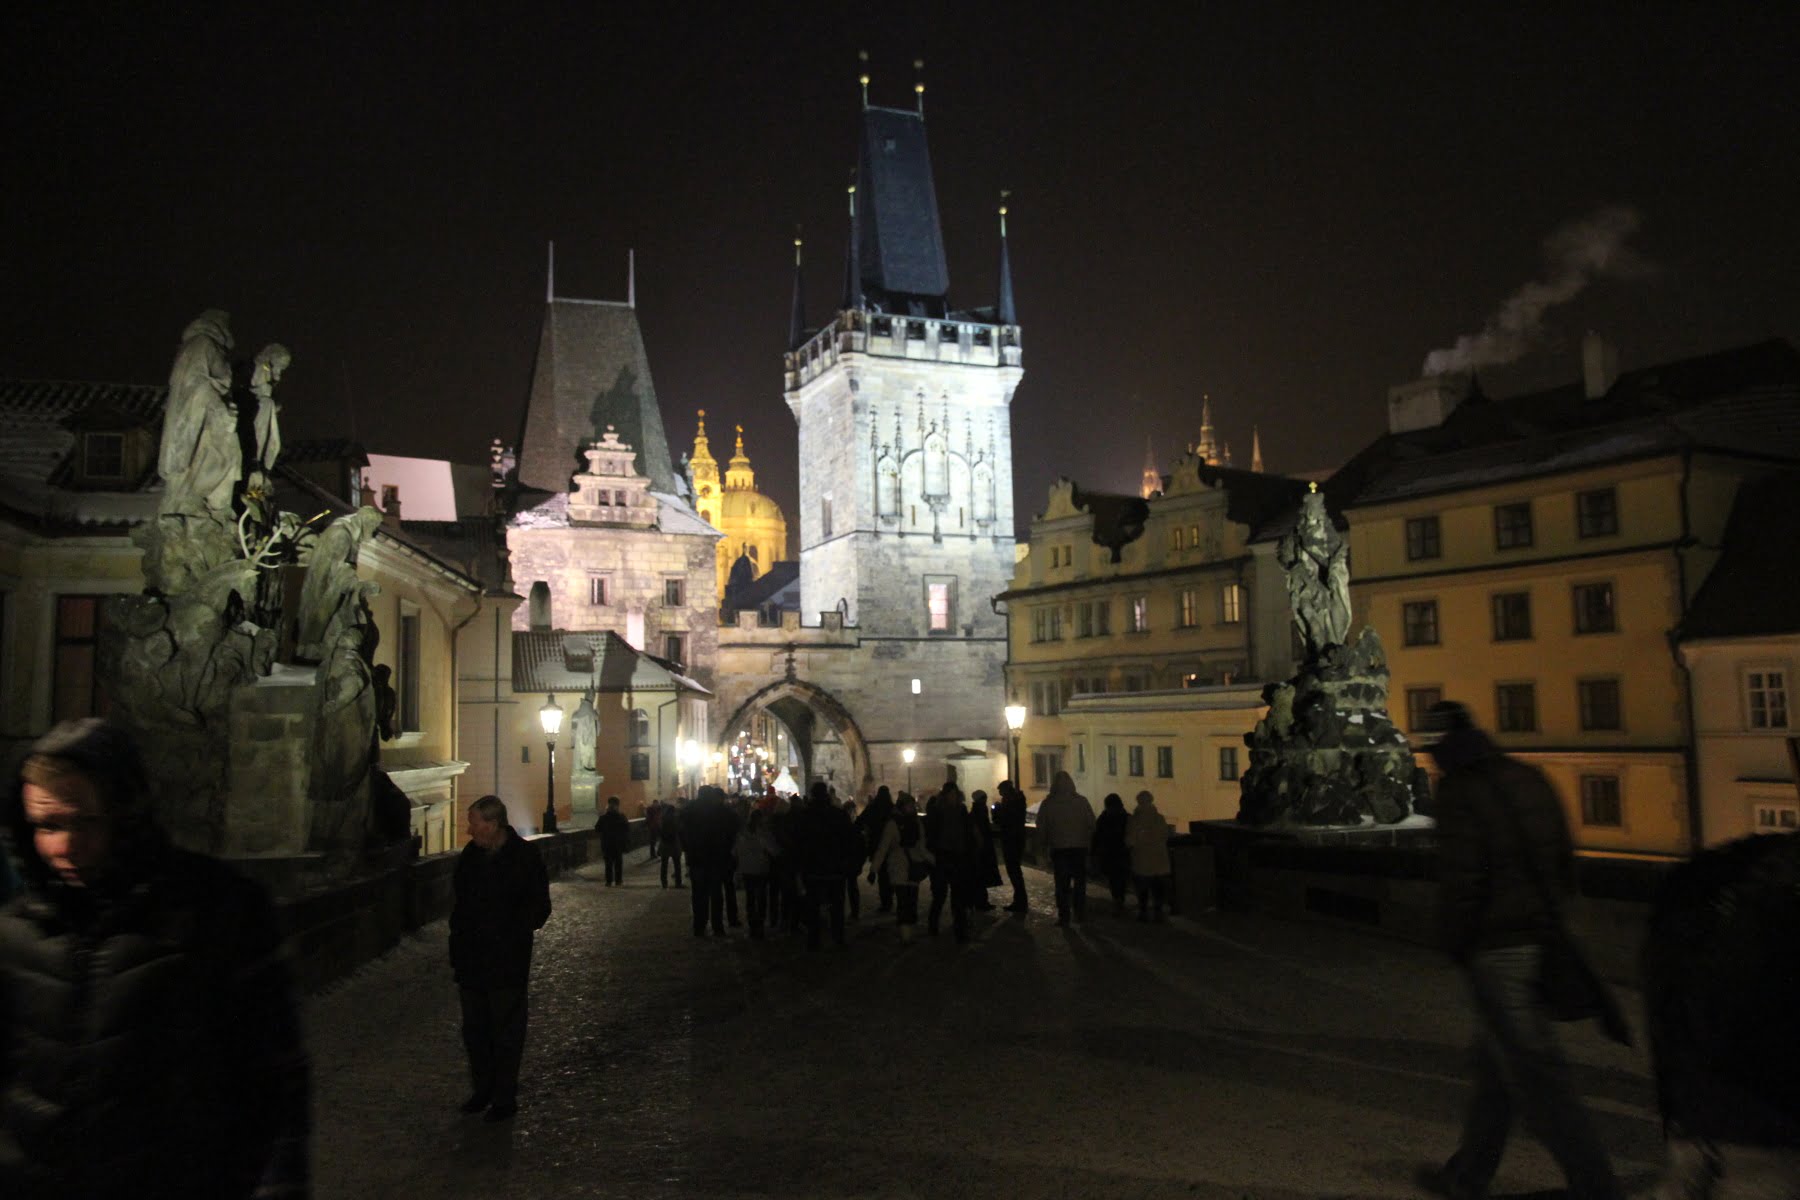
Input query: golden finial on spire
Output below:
<box><xmin>914</xmin><ymin>58</ymin><xmax>925</xmax><ymax>115</ymax></box>
<box><xmin>1309</xmin><ymin>481</ymin><xmax>1318</xmax><ymax>493</ymax></box>
<box><xmin>858</xmin><ymin>50</ymin><xmax>870</xmax><ymax>108</ymax></box>
<box><xmin>794</xmin><ymin>223</ymin><xmax>803</xmax><ymax>267</ymax></box>
<box><xmin>999</xmin><ymin>188</ymin><xmax>1010</xmax><ymax>237</ymax></box>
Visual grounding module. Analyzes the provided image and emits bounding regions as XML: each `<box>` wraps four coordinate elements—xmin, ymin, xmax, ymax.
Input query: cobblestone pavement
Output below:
<box><xmin>307</xmin><ymin>856</ymin><xmax>1663</xmax><ymax>1200</ymax></box>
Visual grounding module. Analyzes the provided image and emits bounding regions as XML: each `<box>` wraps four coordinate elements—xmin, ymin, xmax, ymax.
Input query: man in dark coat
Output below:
<box><xmin>596</xmin><ymin>795</ymin><xmax>631</xmax><ymax>886</ymax></box>
<box><xmin>451</xmin><ymin>794</ymin><xmax>551</xmax><ymax>1122</ymax></box>
<box><xmin>924</xmin><ymin>782</ymin><xmax>977</xmax><ymax>941</ymax></box>
<box><xmin>0</xmin><ymin>719</ymin><xmax>309</xmax><ymax>1199</ymax></box>
<box><xmin>1418</xmin><ymin>701</ymin><xmax>1619</xmax><ymax>1200</ymax></box>
<box><xmin>792</xmin><ymin>781</ymin><xmax>855</xmax><ymax>949</ymax></box>
<box><xmin>682</xmin><ymin>786</ymin><xmax>740</xmax><ymax>937</ymax></box>
<box><xmin>994</xmin><ymin>779</ymin><xmax>1029</xmax><ymax>912</ymax></box>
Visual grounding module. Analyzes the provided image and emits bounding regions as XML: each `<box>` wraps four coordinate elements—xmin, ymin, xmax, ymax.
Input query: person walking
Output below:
<box><xmin>1092</xmin><ymin>792</ymin><xmax>1131</xmax><ymax>915</ymax></box>
<box><xmin>1416</xmin><ymin>700</ymin><xmax>1622</xmax><ymax>1200</ymax></box>
<box><xmin>969</xmin><ymin>789</ymin><xmax>1002</xmax><ymax>910</ymax></box>
<box><xmin>841</xmin><ymin>797</ymin><xmax>865</xmax><ymax>921</ymax></box>
<box><xmin>682</xmin><ymin>786</ymin><xmax>740</xmax><ymax>937</ymax></box>
<box><xmin>450</xmin><ymin>793</ymin><xmax>552</xmax><ymax>1123</ymax></box>
<box><xmin>1125</xmin><ymin>790</ymin><xmax>1172</xmax><ymax>922</ymax></box>
<box><xmin>1036</xmin><ymin>770</ymin><xmax>1096</xmax><ymax>926</ymax></box>
<box><xmin>0</xmin><ymin>719</ymin><xmax>310</xmax><ymax>1198</ymax></box>
<box><xmin>925</xmin><ymin>782</ymin><xmax>976</xmax><ymax>941</ymax></box>
<box><xmin>994</xmin><ymin>779</ymin><xmax>1030</xmax><ymax>912</ymax></box>
<box><xmin>644</xmin><ymin>798</ymin><xmax>663</xmax><ymax>863</ymax></box>
<box><xmin>794</xmin><ymin>781</ymin><xmax>855</xmax><ymax>949</ymax></box>
<box><xmin>854</xmin><ymin>787</ymin><xmax>896</xmax><ymax>913</ymax></box>
<box><xmin>596</xmin><ymin>795</ymin><xmax>630</xmax><ymax>886</ymax></box>
<box><xmin>734</xmin><ymin>808</ymin><xmax>781</xmax><ymax>939</ymax></box>
<box><xmin>870</xmin><ymin>792</ymin><xmax>931</xmax><ymax>943</ymax></box>
<box><xmin>658</xmin><ymin>797</ymin><xmax>684</xmax><ymax>888</ymax></box>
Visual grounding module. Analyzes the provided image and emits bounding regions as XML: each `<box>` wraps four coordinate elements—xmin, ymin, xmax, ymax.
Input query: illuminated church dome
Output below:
<box><xmin>687</xmin><ymin>411</ymin><xmax>788</xmax><ymax>602</ymax></box>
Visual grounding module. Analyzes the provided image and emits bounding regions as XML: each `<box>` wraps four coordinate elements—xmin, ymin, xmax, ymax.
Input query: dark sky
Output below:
<box><xmin>7</xmin><ymin>4</ymin><xmax>1797</xmax><ymax>535</ymax></box>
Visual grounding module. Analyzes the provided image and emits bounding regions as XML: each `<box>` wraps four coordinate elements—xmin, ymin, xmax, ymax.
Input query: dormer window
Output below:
<box><xmin>82</xmin><ymin>433</ymin><xmax>125</xmax><ymax>481</ymax></box>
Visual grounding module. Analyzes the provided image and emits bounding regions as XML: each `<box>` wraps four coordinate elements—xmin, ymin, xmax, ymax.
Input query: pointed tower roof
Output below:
<box><xmin>1251</xmin><ymin>425</ymin><xmax>1264</xmax><ymax>473</ymax></box>
<box><xmin>725</xmin><ymin>424</ymin><xmax>755</xmax><ymax>491</ymax></box>
<box><xmin>1139</xmin><ymin>435</ymin><xmax>1160</xmax><ymax>499</ymax></box>
<box><xmin>518</xmin><ymin>288</ymin><xmax>676</xmax><ymax>495</ymax></box>
<box><xmin>996</xmin><ymin>192</ymin><xmax>1017</xmax><ymax>325</ymax></box>
<box><xmin>854</xmin><ymin>103</ymin><xmax>950</xmax><ymax>316</ymax></box>
<box><xmin>690</xmin><ymin>410</ymin><xmax>718</xmax><ymax>473</ymax></box>
<box><xmin>1195</xmin><ymin>394</ymin><xmax>1220</xmax><ymax>466</ymax></box>
<box><xmin>788</xmin><ymin>233</ymin><xmax>808</xmax><ymax>351</ymax></box>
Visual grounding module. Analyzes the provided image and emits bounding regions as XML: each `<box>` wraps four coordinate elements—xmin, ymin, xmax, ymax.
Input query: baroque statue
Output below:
<box><xmin>1277</xmin><ymin>483</ymin><xmax>1351</xmax><ymax>657</ymax></box>
<box><xmin>159</xmin><ymin>309</ymin><xmax>242</xmax><ymax>518</ymax></box>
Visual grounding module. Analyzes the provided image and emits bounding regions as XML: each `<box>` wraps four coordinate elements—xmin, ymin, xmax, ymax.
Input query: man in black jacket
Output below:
<box><xmin>596</xmin><ymin>795</ymin><xmax>631</xmax><ymax>886</ymax></box>
<box><xmin>451</xmin><ymin>794</ymin><xmax>551</xmax><ymax>1122</ymax></box>
<box><xmin>0</xmin><ymin>719</ymin><xmax>309</xmax><ymax>1199</ymax></box>
<box><xmin>1418</xmin><ymin>701</ymin><xmax>1620</xmax><ymax>1200</ymax></box>
<box><xmin>994</xmin><ymin>779</ymin><xmax>1029</xmax><ymax>912</ymax></box>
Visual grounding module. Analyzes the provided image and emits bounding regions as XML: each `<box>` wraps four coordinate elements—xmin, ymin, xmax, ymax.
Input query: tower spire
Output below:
<box><xmin>858</xmin><ymin>50</ymin><xmax>869</xmax><ymax>110</ymax></box>
<box><xmin>913</xmin><ymin>58</ymin><xmax>925</xmax><ymax>117</ymax></box>
<box><xmin>1140</xmin><ymin>435</ymin><xmax>1160</xmax><ymax>499</ymax></box>
<box><xmin>1196</xmin><ymin>394</ymin><xmax>1219</xmax><ymax>465</ymax></box>
<box><xmin>996</xmin><ymin>190</ymin><xmax>1017</xmax><ymax>326</ymax></box>
<box><xmin>789</xmin><ymin>228</ymin><xmax>807</xmax><ymax>350</ymax></box>
<box><xmin>842</xmin><ymin>169</ymin><xmax>862</xmax><ymax>311</ymax></box>
<box><xmin>1251</xmin><ymin>425</ymin><xmax>1264</xmax><ymax>473</ymax></box>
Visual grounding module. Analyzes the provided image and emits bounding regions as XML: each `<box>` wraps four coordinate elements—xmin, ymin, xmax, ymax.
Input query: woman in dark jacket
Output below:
<box><xmin>968</xmin><ymin>789</ymin><xmax>1002</xmax><ymax>910</ymax></box>
<box><xmin>1092</xmin><ymin>793</ymin><xmax>1132</xmax><ymax>916</ymax></box>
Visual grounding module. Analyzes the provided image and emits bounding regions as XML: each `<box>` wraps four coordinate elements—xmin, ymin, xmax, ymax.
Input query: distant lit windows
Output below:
<box><xmin>927</xmin><ymin>582</ymin><xmax>952</xmax><ymax>632</ymax></box>
<box><xmin>1218</xmin><ymin>746</ymin><xmax>1239</xmax><ymax>781</ymax></box>
<box><xmin>1578</xmin><ymin>678</ymin><xmax>1622</xmax><ymax>731</ymax></box>
<box><xmin>1187</xmin><ymin>524</ymin><xmax>1200</xmax><ymax>549</ymax></box>
<box><xmin>1402</xmin><ymin>600</ymin><xmax>1440</xmax><ymax>647</ymax></box>
<box><xmin>1219</xmin><ymin>583</ymin><xmax>1243</xmax><ymax>624</ymax></box>
<box><xmin>1753</xmin><ymin>801</ymin><xmax>1799</xmax><ymax>833</ymax></box>
<box><xmin>1580</xmin><ymin>776</ymin><xmax>1622</xmax><ymax>827</ymax></box>
<box><xmin>1576</xmin><ymin>488</ymin><xmax>1618</xmax><ymax>538</ymax></box>
<box><xmin>1170</xmin><ymin>526</ymin><xmax>1183</xmax><ymax>552</ymax></box>
<box><xmin>1405</xmin><ymin>686</ymin><xmax>1443</xmax><ymax>732</ymax></box>
<box><xmin>1177</xmin><ymin>587</ymin><xmax>1200</xmax><ymax>628</ymax></box>
<box><xmin>1127</xmin><ymin>595</ymin><xmax>1149</xmax><ymax>633</ymax></box>
<box><xmin>1128</xmin><ymin>745</ymin><xmax>1145</xmax><ymax>777</ymax></box>
<box><xmin>663</xmin><ymin>578</ymin><xmax>684</xmax><ymax>607</ymax></box>
<box><xmin>1491</xmin><ymin>592</ymin><xmax>1532</xmax><ymax>641</ymax></box>
<box><xmin>1495</xmin><ymin>682</ymin><xmax>1538</xmax><ymax>733</ymax></box>
<box><xmin>1494</xmin><ymin>501</ymin><xmax>1534</xmax><ymax>550</ymax></box>
<box><xmin>1573</xmin><ymin>582</ymin><xmax>1616</xmax><ymax>634</ymax></box>
<box><xmin>1744</xmin><ymin>667</ymin><xmax>1789</xmax><ymax>730</ymax></box>
<box><xmin>1157</xmin><ymin>746</ymin><xmax>1174</xmax><ymax>778</ymax></box>
<box><xmin>1405</xmin><ymin>515</ymin><xmax>1441</xmax><ymax>561</ymax></box>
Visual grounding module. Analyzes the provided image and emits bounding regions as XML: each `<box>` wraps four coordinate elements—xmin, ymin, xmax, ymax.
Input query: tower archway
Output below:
<box><xmin>716</xmin><ymin>679</ymin><xmax>871</xmax><ymax>795</ymax></box>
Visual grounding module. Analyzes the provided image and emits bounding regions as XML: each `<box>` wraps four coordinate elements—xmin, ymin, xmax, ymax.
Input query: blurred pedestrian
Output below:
<box><xmin>969</xmin><ymin>788</ymin><xmax>1001</xmax><ymax>910</ymax></box>
<box><xmin>644</xmin><ymin>798</ymin><xmax>662</xmax><ymax>862</ymax></box>
<box><xmin>925</xmin><ymin>782</ymin><xmax>976</xmax><ymax>941</ymax></box>
<box><xmin>870</xmin><ymin>792</ymin><xmax>931</xmax><ymax>943</ymax></box>
<box><xmin>596</xmin><ymin>795</ymin><xmax>630</xmax><ymax>886</ymax></box>
<box><xmin>734</xmin><ymin>808</ymin><xmax>780</xmax><ymax>939</ymax></box>
<box><xmin>842</xmin><ymin>798</ymin><xmax>865</xmax><ymax>921</ymax></box>
<box><xmin>1092</xmin><ymin>792</ymin><xmax>1131</xmax><ymax>915</ymax></box>
<box><xmin>1036</xmin><ymin>771</ymin><xmax>1095</xmax><ymax>926</ymax></box>
<box><xmin>855</xmin><ymin>787</ymin><xmax>895</xmax><ymax>913</ymax></box>
<box><xmin>794</xmin><ymin>781</ymin><xmax>855</xmax><ymax>949</ymax></box>
<box><xmin>658</xmin><ymin>797</ymin><xmax>684</xmax><ymax>888</ymax></box>
<box><xmin>683</xmin><ymin>786</ymin><xmax>740</xmax><ymax>937</ymax></box>
<box><xmin>1126</xmin><ymin>790</ymin><xmax>1172</xmax><ymax>922</ymax></box>
<box><xmin>0</xmin><ymin>719</ymin><xmax>309</xmax><ymax>1197</ymax></box>
<box><xmin>994</xmin><ymin>779</ymin><xmax>1029</xmax><ymax>912</ymax></box>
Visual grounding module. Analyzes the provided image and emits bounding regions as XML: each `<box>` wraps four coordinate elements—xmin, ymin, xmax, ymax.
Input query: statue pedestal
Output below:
<box><xmin>223</xmin><ymin>664</ymin><xmax>320</xmax><ymax>856</ymax></box>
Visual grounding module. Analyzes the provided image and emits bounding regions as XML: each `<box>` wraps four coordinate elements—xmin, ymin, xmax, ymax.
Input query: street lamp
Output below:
<box><xmin>680</xmin><ymin>738</ymin><xmax>702</xmax><ymax>795</ymax></box>
<box><xmin>1004</xmin><ymin>703</ymin><xmax>1027</xmax><ymax>785</ymax></box>
<box><xmin>902</xmin><ymin>745</ymin><xmax>916</xmax><ymax>794</ymax></box>
<box><xmin>538</xmin><ymin>693</ymin><xmax>564</xmax><ymax>834</ymax></box>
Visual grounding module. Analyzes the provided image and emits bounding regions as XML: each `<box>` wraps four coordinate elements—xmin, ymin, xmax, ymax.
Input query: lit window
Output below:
<box><xmin>1576</xmin><ymin>488</ymin><xmax>1618</xmax><ymax>538</ymax></box>
<box><xmin>1745</xmin><ymin>668</ymin><xmax>1789</xmax><ymax>730</ymax></box>
<box><xmin>1402</xmin><ymin>600</ymin><xmax>1439</xmax><ymax>647</ymax></box>
<box><xmin>1218</xmin><ymin>583</ymin><xmax>1243</xmax><ymax>624</ymax></box>
<box><xmin>1580</xmin><ymin>776</ymin><xmax>1622</xmax><ymax>827</ymax></box>
<box><xmin>1128</xmin><ymin>595</ymin><xmax>1149</xmax><ymax>633</ymax></box>
<box><xmin>1578</xmin><ymin>679</ymin><xmax>1622</xmax><ymax>731</ymax></box>
<box><xmin>1178</xmin><ymin>588</ymin><xmax>1200</xmax><ymax>628</ymax></box>
<box><xmin>1573</xmin><ymin>582</ymin><xmax>1616</xmax><ymax>634</ymax></box>
<box><xmin>1496</xmin><ymin>682</ymin><xmax>1537</xmax><ymax>733</ymax></box>
<box><xmin>1405</xmin><ymin>515</ymin><xmax>1441</xmax><ymax>561</ymax></box>
<box><xmin>1494</xmin><ymin>502</ymin><xmax>1533</xmax><ymax>550</ymax></box>
<box><xmin>1218</xmin><ymin>746</ymin><xmax>1239</xmax><ymax>781</ymax></box>
<box><xmin>1491</xmin><ymin>592</ymin><xmax>1532</xmax><ymax>641</ymax></box>
<box><xmin>927</xmin><ymin>582</ymin><xmax>951</xmax><ymax>632</ymax></box>
<box><xmin>1187</xmin><ymin>524</ymin><xmax>1199</xmax><ymax>549</ymax></box>
<box><xmin>53</xmin><ymin>595</ymin><xmax>110</xmax><ymax>721</ymax></box>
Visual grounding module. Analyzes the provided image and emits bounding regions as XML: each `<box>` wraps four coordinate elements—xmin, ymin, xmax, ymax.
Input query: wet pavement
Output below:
<box><xmin>307</xmin><ymin>856</ymin><xmax>1664</xmax><ymax>1199</ymax></box>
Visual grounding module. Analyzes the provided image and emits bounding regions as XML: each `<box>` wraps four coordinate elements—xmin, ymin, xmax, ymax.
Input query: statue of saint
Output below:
<box><xmin>246</xmin><ymin>342</ymin><xmax>291</xmax><ymax>475</ymax></box>
<box><xmin>159</xmin><ymin>310</ymin><xmax>241</xmax><ymax>516</ymax></box>
<box><xmin>571</xmin><ymin>692</ymin><xmax>599</xmax><ymax>773</ymax></box>
<box><xmin>294</xmin><ymin>507</ymin><xmax>383</xmax><ymax>664</ymax></box>
<box><xmin>1278</xmin><ymin>485</ymin><xmax>1351</xmax><ymax>657</ymax></box>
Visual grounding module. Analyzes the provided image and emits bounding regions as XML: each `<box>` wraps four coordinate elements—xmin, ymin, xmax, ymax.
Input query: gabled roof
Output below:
<box><xmin>1679</xmin><ymin>471</ymin><xmax>1800</xmax><ymax>641</ymax></box>
<box><xmin>1330</xmin><ymin>340</ymin><xmax>1800</xmax><ymax>510</ymax></box>
<box><xmin>512</xmin><ymin>628</ymin><xmax>712</xmax><ymax>695</ymax></box>
<box><xmin>857</xmin><ymin>106</ymin><xmax>950</xmax><ymax>315</ymax></box>
<box><xmin>517</xmin><ymin>299</ymin><xmax>676</xmax><ymax>495</ymax></box>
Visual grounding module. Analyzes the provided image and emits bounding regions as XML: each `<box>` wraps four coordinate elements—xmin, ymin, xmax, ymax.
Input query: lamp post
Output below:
<box><xmin>680</xmin><ymin>738</ymin><xmax>702</xmax><ymax>796</ymax></box>
<box><xmin>1004</xmin><ymin>703</ymin><xmax>1027</xmax><ymax>785</ymax></box>
<box><xmin>539</xmin><ymin>693</ymin><xmax>564</xmax><ymax>834</ymax></box>
<box><xmin>902</xmin><ymin>746</ymin><xmax>916</xmax><ymax>794</ymax></box>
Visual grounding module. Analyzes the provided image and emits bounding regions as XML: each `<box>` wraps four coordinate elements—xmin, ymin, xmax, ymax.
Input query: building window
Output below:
<box><xmin>1572</xmin><ymin>582</ymin><xmax>1616</xmax><ymax>634</ymax></box>
<box><xmin>1744</xmin><ymin>667</ymin><xmax>1789</xmax><ymax>730</ymax></box>
<box><xmin>1178</xmin><ymin>587</ymin><xmax>1200</xmax><ymax>628</ymax></box>
<box><xmin>1075</xmin><ymin>741</ymin><xmax>1086</xmax><ymax>773</ymax></box>
<box><xmin>1187</xmin><ymin>524</ymin><xmax>1200</xmax><ymax>549</ymax></box>
<box><xmin>1127</xmin><ymin>745</ymin><xmax>1144</xmax><ymax>776</ymax></box>
<box><xmin>1156</xmin><ymin>746</ymin><xmax>1173</xmax><ymax>778</ymax></box>
<box><xmin>380</xmin><ymin>483</ymin><xmax>400</xmax><ymax>511</ymax></box>
<box><xmin>630</xmin><ymin>753</ymin><xmax>651</xmax><ymax>780</ymax></box>
<box><xmin>1218</xmin><ymin>746</ymin><xmax>1239</xmax><ymax>781</ymax></box>
<box><xmin>1031</xmin><ymin>750</ymin><xmax>1063</xmax><ymax>789</ymax></box>
<box><xmin>926</xmin><ymin>580</ymin><xmax>952</xmax><ymax>632</ymax></box>
<box><xmin>398</xmin><ymin>611</ymin><xmax>422</xmax><ymax>732</ymax></box>
<box><xmin>1578</xmin><ymin>678</ymin><xmax>1622</xmax><ymax>731</ymax></box>
<box><xmin>1405</xmin><ymin>515</ymin><xmax>1441</xmax><ymax>561</ymax></box>
<box><xmin>1494</xmin><ymin>501</ymin><xmax>1533</xmax><ymax>550</ymax></box>
<box><xmin>1491</xmin><ymin>592</ymin><xmax>1532</xmax><ymax>641</ymax></box>
<box><xmin>1402</xmin><ymin>600</ymin><xmax>1440</xmax><ymax>647</ymax></box>
<box><xmin>663</xmin><ymin>634</ymin><xmax>685</xmax><ymax>666</ymax></box>
<box><xmin>1580</xmin><ymin>776</ymin><xmax>1623</xmax><ymax>827</ymax></box>
<box><xmin>1495</xmin><ymin>682</ymin><xmax>1537</xmax><ymax>733</ymax></box>
<box><xmin>1576</xmin><ymin>488</ymin><xmax>1618</xmax><ymax>538</ymax></box>
<box><xmin>663</xmin><ymin>578</ymin><xmax>684</xmax><ymax>607</ymax></box>
<box><xmin>83</xmin><ymin>433</ymin><xmax>125</xmax><ymax>481</ymax></box>
<box><xmin>52</xmin><ymin>595</ymin><xmax>110</xmax><ymax>722</ymax></box>
<box><xmin>588</xmin><ymin>576</ymin><xmax>609</xmax><ymax>606</ymax></box>
<box><xmin>1218</xmin><ymin>583</ymin><xmax>1243</xmax><ymax>624</ymax></box>
<box><xmin>1404</xmin><ymin>686</ymin><xmax>1443</xmax><ymax>732</ymax></box>
<box><xmin>1032</xmin><ymin>606</ymin><xmax>1063</xmax><ymax>643</ymax></box>
<box><xmin>1753</xmin><ymin>801</ymin><xmax>1800</xmax><ymax>833</ymax></box>
<box><xmin>1030</xmin><ymin>680</ymin><xmax>1061</xmax><ymax>717</ymax></box>
<box><xmin>1127</xmin><ymin>595</ymin><xmax>1149</xmax><ymax>633</ymax></box>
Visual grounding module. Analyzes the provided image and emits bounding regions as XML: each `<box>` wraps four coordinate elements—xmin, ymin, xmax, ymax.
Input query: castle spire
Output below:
<box><xmin>1140</xmin><ymin>435</ymin><xmax>1160</xmax><ymax>499</ymax></box>
<box><xmin>858</xmin><ymin>49</ymin><xmax>870</xmax><ymax>110</ymax></box>
<box><xmin>788</xmin><ymin>229</ymin><xmax>807</xmax><ymax>350</ymax></box>
<box><xmin>913</xmin><ymin>58</ymin><xmax>925</xmax><ymax>117</ymax></box>
<box><xmin>996</xmin><ymin>190</ymin><xmax>1017</xmax><ymax>326</ymax></box>
<box><xmin>689</xmin><ymin>410</ymin><xmax>720</xmax><ymax>527</ymax></box>
<box><xmin>1196</xmin><ymin>394</ymin><xmax>1219</xmax><ymax>465</ymax></box>
<box><xmin>1251</xmin><ymin>425</ymin><xmax>1264</xmax><ymax>473</ymax></box>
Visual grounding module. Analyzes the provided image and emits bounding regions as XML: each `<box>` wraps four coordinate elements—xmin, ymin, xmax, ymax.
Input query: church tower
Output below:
<box><xmin>689</xmin><ymin>410</ymin><xmax>720</xmax><ymax>527</ymax></box>
<box><xmin>783</xmin><ymin>80</ymin><xmax>1022</xmax><ymax>638</ymax></box>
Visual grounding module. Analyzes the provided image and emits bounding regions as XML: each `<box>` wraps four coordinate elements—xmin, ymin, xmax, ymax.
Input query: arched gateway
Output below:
<box><xmin>716</xmin><ymin>678</ymin><xmax>871</xmax><ymax>794</ymax></box>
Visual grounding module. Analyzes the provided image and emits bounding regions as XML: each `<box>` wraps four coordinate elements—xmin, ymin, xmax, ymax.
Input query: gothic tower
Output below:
<box><xmin>783</xmin><ymin>90</ymin><xmax>1022</xmax><ymax>639</ymax></box>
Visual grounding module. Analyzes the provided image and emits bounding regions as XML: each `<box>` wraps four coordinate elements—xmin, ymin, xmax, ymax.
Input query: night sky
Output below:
<box><xmin>7</xmin><ymin>4</ymin><xmax>1797</xmax><ymax>536</ymax></box>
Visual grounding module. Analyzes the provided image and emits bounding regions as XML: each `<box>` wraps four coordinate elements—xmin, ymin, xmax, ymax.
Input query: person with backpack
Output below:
<box><xmin>870</xmin><ymin>792</ymin><xmax>931</xmax><ymax>943</ymax></box>
<box><xmin>1125</xmin><ymin>790</ymin><xmax>1173</xmax><ymax>922</ymax></box>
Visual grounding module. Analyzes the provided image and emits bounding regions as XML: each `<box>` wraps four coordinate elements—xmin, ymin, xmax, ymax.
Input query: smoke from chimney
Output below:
<box><xmin>1422</xmin><ymin>206</ymin><xmax>1654</xmax><ymax>377</ymax></box>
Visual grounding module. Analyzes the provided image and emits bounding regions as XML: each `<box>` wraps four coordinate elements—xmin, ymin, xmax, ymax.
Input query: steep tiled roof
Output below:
<box><xmin>1330</xmin><ymin>340</ymin><xmax>1800</xmax><ymax>510</ymax></box>
<box><xmin>857</xmin><ymin>106</ymin><xmax>951</xmax><ymax>314</ymax></box>
<box><xmin>512</xmin><ymin>628</ymin><xmax>711</xmax><ymax>695</ymax></box>
<box><xmin>1679</xmin><ymin>471</ymin><xmax>1800</xmax><ymax>640</ymax></box>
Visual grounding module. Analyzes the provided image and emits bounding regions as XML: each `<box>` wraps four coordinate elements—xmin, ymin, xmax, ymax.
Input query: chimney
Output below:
<box><xmin>1387</xmin><ymin>371</ymin><xmax>1470</xmax><ymax>434</ymax></box>
<box><xmin>1582</xmin><ymin>331</ymin><xmax>1619</xmax><ymax>400</ymax></box>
